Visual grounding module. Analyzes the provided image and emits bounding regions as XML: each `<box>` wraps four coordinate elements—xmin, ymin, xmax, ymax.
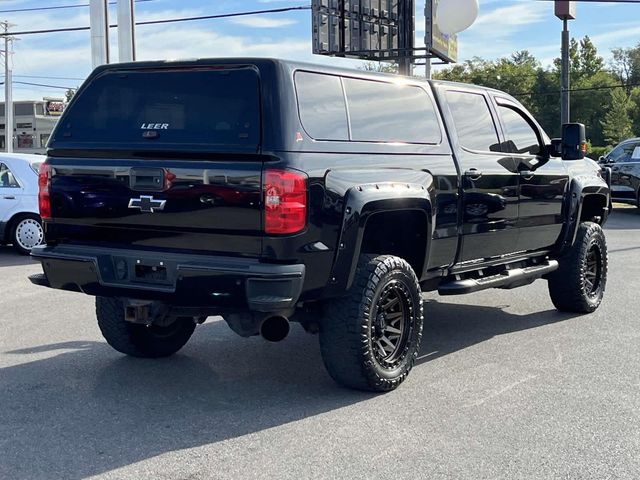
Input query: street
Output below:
<box><xmin>1</xmin><ymin>208</ymin><xmax>639</xmax><ymax>480</ymax></box>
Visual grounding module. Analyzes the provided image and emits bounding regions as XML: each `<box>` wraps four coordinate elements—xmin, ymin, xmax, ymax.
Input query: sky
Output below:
<box><xmin>3</xmin><ymin>0</ymin><xmax>640</xmax><ymax>101</ymax></box>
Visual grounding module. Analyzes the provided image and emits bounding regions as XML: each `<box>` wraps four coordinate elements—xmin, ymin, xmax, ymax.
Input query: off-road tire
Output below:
<box><xmin>96</xmin><ymin>296</ymin><xmax>196</xmax><ymax>358</ymax></box>
<box><xmin>548</xmin><ymin>222</ymin><xmax>608</xmax><ymax>313</ymax></box>
<box><xmin>319</xmin><ymin>255</ymin><xmax>424</xmax><ymax>392</ymax></box>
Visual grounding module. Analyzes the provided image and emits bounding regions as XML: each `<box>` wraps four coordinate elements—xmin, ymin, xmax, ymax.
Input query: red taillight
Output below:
<box><xmin>38</xmin><ymin>162</ymin><xmax>52</xmax><ymax>219</ymax></box>
<box><xmin>264</xmin><ymin>169</ymin><xmax>307</xmax><ymax>235</ymax></box>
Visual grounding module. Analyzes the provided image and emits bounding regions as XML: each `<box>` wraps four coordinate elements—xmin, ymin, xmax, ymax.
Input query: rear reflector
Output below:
<box><xmin>38</xmin><ymin>163</ymin><xmax>52</xmax><ymax>219</ymax></box>
<box><xmin>264</xmin><ymin>169</ymin><xmax>307</xmax><ymax>235</ymax></box>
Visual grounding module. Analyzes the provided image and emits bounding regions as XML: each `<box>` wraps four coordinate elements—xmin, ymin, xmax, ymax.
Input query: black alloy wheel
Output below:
<box><xmin>548</xmin><ymin>222</ymin><xmax>608</xmax><ymax>313</ymax></box>
<box><xmin>319</xmin><ymin>255</ymin><xmax>424</xmax><ymax>392</ymax></box>
<box><xmin>372</xmin><ymin>280</ymin><xmax>413</xmax><ymax>368</ymax></box>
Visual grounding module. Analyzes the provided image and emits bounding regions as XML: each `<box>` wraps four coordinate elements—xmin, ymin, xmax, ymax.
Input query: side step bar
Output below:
<box><xmin>438</xmin><ymin>260</ymin><xmax>559</xmax><ymax>296</ymax></box>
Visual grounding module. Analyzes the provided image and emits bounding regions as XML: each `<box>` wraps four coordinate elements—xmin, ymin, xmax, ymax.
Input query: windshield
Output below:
<box><xmin>51</xmin><ymin>67</ymin><xmax>261</xmax><ymax>152</ymax></box>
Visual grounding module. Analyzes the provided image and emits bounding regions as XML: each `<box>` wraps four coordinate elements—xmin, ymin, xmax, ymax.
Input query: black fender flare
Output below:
<box><xmin>557</xmin><ymin>175</ymin><xmax>610</xmax><ymax>256</ymax></box>
<box><xmin>325</xmin><ymin>181</ymin><xmax>434</xmax><ymax>296</ymax></box>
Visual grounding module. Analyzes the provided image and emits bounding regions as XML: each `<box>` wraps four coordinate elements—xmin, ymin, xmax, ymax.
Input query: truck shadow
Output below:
<box><xmin>0</xmin><ymin>245</ymin><xmax>36</xmax><ymax>267</ymax></box>
<box><xmin>416</xmin><ymin>300</ymin><xmax>574</xmax><ymax>365</ymax></box>
<box><xmin>1</xmin><ymin>301</ymin><xmax>576</xmax><ymax>479</ymax></box>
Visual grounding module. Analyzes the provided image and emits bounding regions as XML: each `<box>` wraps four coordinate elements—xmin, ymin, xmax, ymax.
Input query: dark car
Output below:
<box><xmin>29</xmin><ymin>58</ymin><xmax>610</xmax><ymax>392</ymax></box>
<box><xmin>599</xmin><ymin>138</ymin><xmax>640</xmax><ymax>207</ymax></box>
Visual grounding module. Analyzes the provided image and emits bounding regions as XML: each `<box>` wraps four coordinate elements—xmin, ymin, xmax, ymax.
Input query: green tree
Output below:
<box><xmin>628</xmin><ymin>86</ymin><xmax>640</xmax><ymax>134</ymax></box>
<box><xmin>360</xmin><ymin>61</ymin><xmax>398</xmax><ymax>74</ymax></box>
<box><xmin>610</xmin><ymin>44</ymin><xmax>640</xmax><ymax>87</ymax></box>
<box><xmin>577</xmin><ymin>36</ymin><xmax>604</xmax><ymax>77</ymax></box>
<box><xmin>65</xmin><ymin>88</ymin><xmax>76</xmax><ymax>102</ymax></box>
<box><xmin>601</xmin><ymin>88</ymin><xmax>634</xmax><ymax>145</ymax></box>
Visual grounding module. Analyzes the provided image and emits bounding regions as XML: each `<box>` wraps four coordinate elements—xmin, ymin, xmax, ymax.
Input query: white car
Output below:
<box><xmin>0</xmin><ymin>153</ymin><xmax>45</xmax><ymax>254</ymax></box>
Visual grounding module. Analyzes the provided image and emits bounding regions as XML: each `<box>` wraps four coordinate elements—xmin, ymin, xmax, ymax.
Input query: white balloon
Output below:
<box><xmin>435</xmin><ymin>0</ymin><xmax>479</xmax><ymax>35</ymax></box>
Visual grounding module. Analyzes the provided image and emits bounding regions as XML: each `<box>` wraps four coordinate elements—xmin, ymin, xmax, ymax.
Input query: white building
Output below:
<box><xmin>1</xmin><ymin>98</ymin><xmax>65</xmax><ymax>154</ymax></box>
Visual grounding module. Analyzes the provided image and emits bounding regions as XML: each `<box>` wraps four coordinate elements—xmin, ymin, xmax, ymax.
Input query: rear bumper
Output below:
<box><xmin>30</xmin><ymin>245</ymin><xmax>305</xmax><ymax>313</ymax></box>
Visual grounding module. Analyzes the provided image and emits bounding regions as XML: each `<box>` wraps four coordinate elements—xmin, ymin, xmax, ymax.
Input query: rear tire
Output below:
<box><xmin>11</xmin><ymin>214</ymin><xmax>44</xmax><ymax>255</ymax></box>
<box><xmin>548</xmin><ymin>222</ymin><xmax>608</xmax><ymax>313</ymax></box>
<box><xmin>319</xmin><ymin>255</ymin><xmax>424</xmax><ymax>392</ymax></box>
<box><xmin>96</xmin><ymin>297</ymin><xmax>196</xmax><ymax>358</ymax></box>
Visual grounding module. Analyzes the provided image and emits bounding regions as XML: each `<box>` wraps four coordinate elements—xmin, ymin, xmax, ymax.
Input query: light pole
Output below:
<box><xmin>1</xmin><ymin>21</ymin><xmax>15</xmax><ymax>153</ymax></box>
<box><xmin>555</xmin><ymin>1</ymin><xmax>576</xmax><ymax>127</ymax></box>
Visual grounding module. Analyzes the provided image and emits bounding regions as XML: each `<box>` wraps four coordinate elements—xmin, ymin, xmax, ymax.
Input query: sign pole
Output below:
<box><xmin>561</xmin><ymin>18</ymin><xmax>570</xmax><ymax>125</ymax></box>
<box><xmin>555</xmin><ymin>1</ymin><xmax>576</xmax><ymax>127</ymax></box>
<box><xmin>424</xmin><ymin>1</ymin><xmax>432</xmax><ymax>79</ymax></box>
<box><xmin>117</xmin><ymin>0</ymin><xmax>136</xmax><ymax>62</ymax></box>
<box><xmin>89</xmin><ymin>0</ymin><xmax>109</xmax><ymax>69</ymax></box>
<box><xmin>398</xmin><ymin>0</ymin><xmax>414</xmax><ymax>76</ymax></box>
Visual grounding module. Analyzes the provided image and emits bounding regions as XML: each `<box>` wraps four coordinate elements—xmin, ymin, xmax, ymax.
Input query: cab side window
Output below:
<box><xmin>497</xmin><ymin>105</ymin><xmax>542</xmax><ymax>156</ymax></box>
<box><xmin>0</xmin><ymin>163</ymin><xmax>19</xmax><ymax>188</ymax></box>
<box><xmin>446</xmin><ymin>90</ymin><xmax>501</xmax><ymax>152</ymax></box>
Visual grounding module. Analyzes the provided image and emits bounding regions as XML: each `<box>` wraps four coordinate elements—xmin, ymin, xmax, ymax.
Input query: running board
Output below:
<box><xmin>438</xmin><ymin>260</ymin><xmax>559</xmax><ymax>296</ymax></box>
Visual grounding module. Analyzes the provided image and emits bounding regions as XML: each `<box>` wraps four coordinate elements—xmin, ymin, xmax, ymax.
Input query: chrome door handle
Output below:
<box><xmin>464</xmin><ymin>168</ymin><xmax>483</xmax><ymax>180</ymax></box>
<box><xmin>3</xmin><ymin>195</ymin><xmax>15</xmax><ymax>200</ymax></box>
<box><xmin>519</xmin><ymin>171</ymin><xmax>534</xmax><ymax>181</ymax></box>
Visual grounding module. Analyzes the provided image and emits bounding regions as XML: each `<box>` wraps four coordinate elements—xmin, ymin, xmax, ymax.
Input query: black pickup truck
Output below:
<box><xmin>30</xmin><ymin>58</ymin><xmax>611</xmax><ymax>392</ymax></box>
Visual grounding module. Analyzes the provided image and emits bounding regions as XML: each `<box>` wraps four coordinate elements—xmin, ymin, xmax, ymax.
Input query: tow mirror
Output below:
<box><xmin>547</xmin><ymin>138</ymin><xmax>562</xmax><ymax>157</ymax></box>
<box><xmin>561</xmin><ymin>123</ymin><xmax>587</xmax><ymax>160</ymax></box>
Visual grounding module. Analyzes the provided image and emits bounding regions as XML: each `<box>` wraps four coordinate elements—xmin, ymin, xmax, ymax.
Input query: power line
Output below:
<box><xmin>0</xmin><ymin>81</ymin><xmax>76</xmax><ymax>89</ymax></box>
<box><xmin>0</xmin><ymin>5</ymin><xmax>311</xmax><ymax>37</ymax></box>
<box><xmin>0</xmin><ymin>0</ymin><xmax>155</xmax><ymax>14</ymax></box>
<box><xmin>3</xmin><ymin>74</ymin><xmax>86</xmax><ymax>81</ymax></box>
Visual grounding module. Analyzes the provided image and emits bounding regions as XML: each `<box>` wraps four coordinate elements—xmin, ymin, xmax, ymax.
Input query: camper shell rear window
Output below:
<box><xmin>51</xmin><ymin>67</ymin><xmax>261</xmax><ymax>151</ymax></box>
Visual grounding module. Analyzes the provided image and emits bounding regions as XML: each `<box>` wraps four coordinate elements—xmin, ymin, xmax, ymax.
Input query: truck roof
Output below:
<box><xmin>90</xmin><ymin>56</ymin><xmax>495</xmax><ymax>94</ymax></box>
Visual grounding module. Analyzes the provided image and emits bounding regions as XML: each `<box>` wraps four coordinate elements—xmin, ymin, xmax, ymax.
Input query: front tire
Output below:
<box><xmin>96</xmin><ymin>297</ymin><xmax>196</xmax><ymax>358</ymax></box>
<box><xmin>548</xmin><ymin>222</ymin><xmax>608</xmax><ymax>313</ymax></box>
<box><xmin>11</xmin><ymin>214</ymin><xmax>44</xmax><ymax>255</ymax></box>
<box><xmin>319</xmin><ymin>255</ymin><xmax>424</xmax><ymax>392</ymax></box>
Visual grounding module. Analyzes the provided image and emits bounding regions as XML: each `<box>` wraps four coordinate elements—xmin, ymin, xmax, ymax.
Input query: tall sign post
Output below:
<box><xmin>555</xmin><ymin>1</ymin><xmax>576</xmax><ymax>127</ymax></box>
<box><xmin>89</xmin><ymin>0</ymin><xmax>109</xmax><ymax>69</ymax></box>
<box><xmin>117</xmin><ymin>0</ymin><xmax>136</xmax><ymax>62</ymax></box>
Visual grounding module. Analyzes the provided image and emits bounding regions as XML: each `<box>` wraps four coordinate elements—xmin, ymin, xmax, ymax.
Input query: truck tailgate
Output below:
<box><xmin>45</xmin><ymin>158</ymin><xmax>263</xmax><ymax>255</ymax></box>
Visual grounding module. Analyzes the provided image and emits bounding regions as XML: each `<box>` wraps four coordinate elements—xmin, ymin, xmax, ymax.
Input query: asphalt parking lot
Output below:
<box><xmin>1</xmin><ymin>208</ymin><xmax>639</xmax><ymax>480</ymax></box>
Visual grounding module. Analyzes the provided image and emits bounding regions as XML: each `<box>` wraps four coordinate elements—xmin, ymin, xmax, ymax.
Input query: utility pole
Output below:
<box><xmin>555</xmin><ymin>1</ymin><xmax>576</xmax><ymax>127</ymax></box>
<box><xmin>1</xmin><ymin>21</ymin><xmax>16</xmax><ymax>153</ymax></box>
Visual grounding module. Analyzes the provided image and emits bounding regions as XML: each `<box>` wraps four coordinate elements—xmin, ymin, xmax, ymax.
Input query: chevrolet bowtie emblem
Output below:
<box><xmin>128</xmin><ymin>195</ymin><xmax>166</xmax><ymax>213</ymax></box>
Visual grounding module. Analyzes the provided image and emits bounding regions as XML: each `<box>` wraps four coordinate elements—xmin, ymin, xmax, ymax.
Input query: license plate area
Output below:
<box><xmin>105</xmin><ymin>255</ymin><xmax>176</xmax><ymax>287</ymax></box>
<box><xmin>135</xmin><ymin>264</ymin><xmax>167</xmax><ymax>281</ymax></box>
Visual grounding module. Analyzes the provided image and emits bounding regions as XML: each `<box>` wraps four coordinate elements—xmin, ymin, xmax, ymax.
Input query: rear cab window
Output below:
<box><xmin>51</xmin><ymin>67</ymin><xmax>261</xmax><ymax>152</ymax></box>
<box><xmin>294</xmin><ymin>71</ymin><xmax>442</xmax><ymax>144</ymax></box>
